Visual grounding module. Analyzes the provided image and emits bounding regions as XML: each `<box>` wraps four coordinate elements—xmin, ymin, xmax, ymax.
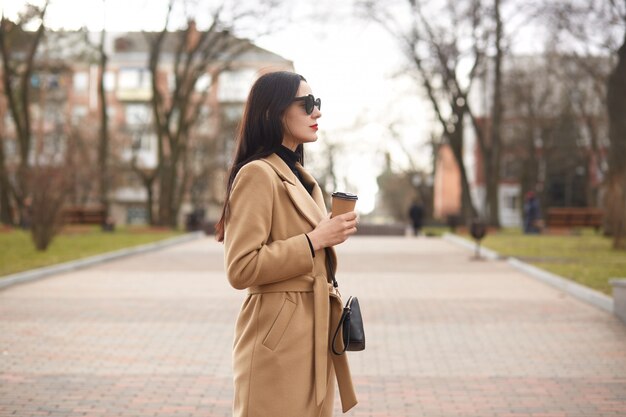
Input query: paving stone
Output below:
<box><xmin>1</xmin><ymin>236</ymin><xmax>625</xmax><ymax>416</ymax></box>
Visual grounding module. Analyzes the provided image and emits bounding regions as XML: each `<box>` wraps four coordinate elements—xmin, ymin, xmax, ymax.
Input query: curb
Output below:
<box><xmin>0</xmin><ymin>231</ymin><xmax>205</xmax><ymax>291</ymax></box>
<box><xmin>442</xmin><ymin>233</ymin><xmax>614</xmax><ymax>314</ymax></box>
<box><xmin>508</xmin><ymin>258</ymin><xmax>613</xmax><ymax>313</ymax></box>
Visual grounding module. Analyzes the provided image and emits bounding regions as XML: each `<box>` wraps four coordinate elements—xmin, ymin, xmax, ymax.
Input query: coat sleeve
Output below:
<box><xmin>224</xmin><ymin>162</ymin><xmax>314</xmax><ymax>290</ymax></box>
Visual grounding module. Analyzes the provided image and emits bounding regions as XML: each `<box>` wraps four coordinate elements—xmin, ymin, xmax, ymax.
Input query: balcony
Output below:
<box><xmin>116</xmin><ymin>87</ymin><xmax>152</xmax><ymax>101</ymax></box>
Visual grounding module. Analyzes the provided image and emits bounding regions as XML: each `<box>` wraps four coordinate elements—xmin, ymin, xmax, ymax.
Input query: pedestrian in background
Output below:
<box><xmin>408</xmin><ymin>199</ymin><xmax>424</xmax><ymax>236</ymax></box>
<box><xmin>523</xmin><ymin>191</ymin><xmax>542</xmax><ymax>234</ymax></box>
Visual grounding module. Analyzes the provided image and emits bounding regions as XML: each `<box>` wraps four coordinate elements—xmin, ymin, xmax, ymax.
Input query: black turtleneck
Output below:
<box><xmin>275</xmin><ymin>146</ymin><xmax>315</xmax><ymax>195</ymax></box>
<box><xmin>275</xmin><ymin>145</ymin><xmax>316</xmax><ymax>258</ymax></box>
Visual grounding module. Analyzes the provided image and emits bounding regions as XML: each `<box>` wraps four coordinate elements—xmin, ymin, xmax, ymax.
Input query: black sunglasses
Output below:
<box><xmin>293</xmin><ymin>94</ymin><xmax>321</xmax><ymax>115</ymax></box>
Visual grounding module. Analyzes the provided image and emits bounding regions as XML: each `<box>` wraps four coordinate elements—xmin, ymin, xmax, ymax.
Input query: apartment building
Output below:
<box><xmin>1</xmin><ymin>27</ymin><xmax>294</xmax><ymax>227</ymax></box>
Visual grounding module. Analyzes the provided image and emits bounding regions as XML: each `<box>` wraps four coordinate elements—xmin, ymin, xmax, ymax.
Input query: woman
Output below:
<box><xmin>215</xmin><ymin>71</ymin><xmax>359</xmax><ymax>417</ymax></box>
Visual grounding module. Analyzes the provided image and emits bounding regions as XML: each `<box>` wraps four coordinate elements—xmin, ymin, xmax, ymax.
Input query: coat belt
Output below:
<box><xmin>248</xmin><ymin>276</ymin><xmax>357</xmax><ymax>412</ymax></box>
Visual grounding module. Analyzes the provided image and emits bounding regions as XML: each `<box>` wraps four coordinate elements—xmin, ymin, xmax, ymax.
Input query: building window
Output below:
<box><xmin>118</xmin><ymin>68</ymin><xmax>151</xmax><ymax>90</ymax></box>
<box><xmin>3</xmin><ymin>138</ymin><xmax>16</xmax><ymax>158</ymax></box>
<box><xmin>127</xmin><ymin>206</ymin><xmax>147</xmax><ymax>225</ymax></box>
<box><xmin>132</xmin><ymin>133</ymin><xmax>156</xmax><ymax>152</ymax></box>
<box><xmin>223</xmin><ymin>104</ymin><xmax>243</xmax><ymax>123</ymax></box>
<box><xmin>505</xmin><ymin>194</ymin><xmax>519</xmax><ymax>210</ymax></box>
<box><xmin>73</xmin><ymin>71</ymin><xmax>89</xmax><ymax>92</ymax></box>
<box><xmin>217</xmin><ymin>69</ymin><xmax>256</xmax><ymax>102</ymax></box>
<box><xmin>4</xmin><ymin>112</ymin><xmax>14</xmax><ymax>129</ymax></box>
<box><xmin>71</xmin><ymin>105</ymin><xmax>88</xmax><ymax>125</ymax></box>
<box><xmin>125</xmin><ymin>104</ymin><xmax>152</xmax><ymax>125</ymax></box>
<box><xmin>106</xmin><ymin>106</ymin><xmax>116</xmax><ymax>120</ymax></box>
<box><xmin>501</xmin><ymin>155</ymin><xmax>521</xmax><ymax>180</ymax></box>
<box><xmin>104</xmin><ymin>71</ymin><xmax>116</xmax><ymax>91</ymax></box>
<box><xmin>167</xmin><ymin>72</ymin><xmax>175</xmax><ymax>92</ymax></box>
<box><xmin>195</xmin><ymin>73</ymin><xmax>212</xmax><ymax>92</ymax></box>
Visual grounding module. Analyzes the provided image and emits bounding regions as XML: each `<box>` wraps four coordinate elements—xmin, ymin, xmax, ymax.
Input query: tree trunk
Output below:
<box><xmin>486</xmin><ymin>0</ymin><xmax>503</xmax><ymax>227</ymax></box>
<box><xmin>145</xmin><ymin>176</ymin><xmax>155</xmax><ymax>226</ymax></box>
<box><xmin>0</xmin><ymin>4</ymin><xmax>48</xmax><ymax>228</ymax></box>
<box><xmin>172</xmin><ymin>144</ymin><xmax>192</xmax><ymax>230</ymax></box>
<box><xmin>0</xmin><ymin>133</ymin><xmax>15</xmax><ymax>225</ymax></box>
<box><xmin>606</xmin><ymin>27</ymin><xmax>626</xmax><ymax>249</ymax></box>
<box><xmin>448</xmin><ymin>114</ymin><xmax>478</xmax><ymax>224</ymax></box>
<box><xmin>97</xmin><ymin>26</ymin><xmax>110</xmax><ymax>227</ymax></box>
<box><xmin>167</xmin><ymin>148</ymin><xmax>180</xmax><ymax>228</ymax></box>
<box><xmin>158</xmin><ymin>161</ymin><xmax>173</xmax><ymax>226</ymax></box>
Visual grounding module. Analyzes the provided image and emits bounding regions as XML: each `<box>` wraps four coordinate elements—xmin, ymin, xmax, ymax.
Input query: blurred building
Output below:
<box><xmin>433</xmin><ymin>144</ymin><xmax>461</xmax><ymax>221</ymax></box>
<box><xmin>434</xmin><ymin>53</ymin><xmax>610</xmax><ymax>227</ymax></box>
<box><xmin>1</xmin><ymin>27</ymin><xmax>294</xmax><ymax>227</ymax></box>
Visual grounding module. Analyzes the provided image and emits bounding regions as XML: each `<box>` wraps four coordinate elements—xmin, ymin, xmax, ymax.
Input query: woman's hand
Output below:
<box><xmin>307</xmin><ymin>212</ymin><xmax>358</xmax><ymax>251</ymax></box>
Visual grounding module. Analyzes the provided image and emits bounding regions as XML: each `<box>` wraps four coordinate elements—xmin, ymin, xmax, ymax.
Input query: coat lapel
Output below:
<box><xmin>260</xmin><ymin>153</ymin><xmax>327</xmax><ymax>228</ymax></box>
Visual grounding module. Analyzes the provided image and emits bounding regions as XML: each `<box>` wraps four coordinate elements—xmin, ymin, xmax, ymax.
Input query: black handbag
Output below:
<box><xmin>332</xmin><ymin>296</ymin><xmax>365</xmax><ymax>355</ymax></box>
<box><xmin>325</xmin><ymin>248</ymin><xmax>366</xmax><ymax>356</ymax></box>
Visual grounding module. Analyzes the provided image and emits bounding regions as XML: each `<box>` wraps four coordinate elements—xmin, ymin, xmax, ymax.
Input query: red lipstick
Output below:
<box><xmin>310</xmin><ymin>124</ymin><xmax>318</xmax><ymax>131</ymax></box>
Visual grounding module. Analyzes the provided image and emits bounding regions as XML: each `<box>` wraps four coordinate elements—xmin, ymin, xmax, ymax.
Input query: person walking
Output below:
<box><xmin>523</xmin><ymin>191</ymin><xmax>542</xmax><ymax>234</ymax></box>
<box><xmin>408</xmin><ymin>199</ymin><xmax>424</xmax><ymax>236</ymax></box>
<box><xmin>215</xmin><ymin>71</ymin><xmax>358</xmax><ymax>417</ymax></box>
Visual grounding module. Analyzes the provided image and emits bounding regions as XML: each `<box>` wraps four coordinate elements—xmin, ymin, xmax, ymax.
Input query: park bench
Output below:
<box><xmin>545</xmin><ymin>207</ymin><xmax>603</xmax><ymax>231</ymax></box>
<box><xmin>62</xmin><ymin>206</ymin><xmax>107</xmax><ymax>225</ymax></box>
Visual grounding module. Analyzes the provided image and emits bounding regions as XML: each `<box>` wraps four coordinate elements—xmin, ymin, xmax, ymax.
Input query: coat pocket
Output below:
<box><xmin>262</xmin><ymin>295</ymin><xmax>297</xmax><ymax>351</ymax></box>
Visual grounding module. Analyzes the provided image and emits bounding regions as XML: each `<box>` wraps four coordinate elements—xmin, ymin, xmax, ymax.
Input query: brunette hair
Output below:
<box><xmin>214</xmin><ymin>71</ymin><xmax>306</xmax><ymax>242</ymax></box>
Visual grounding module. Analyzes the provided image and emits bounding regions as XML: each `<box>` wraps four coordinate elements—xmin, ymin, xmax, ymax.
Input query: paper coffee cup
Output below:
<box><xmin>331</xmin><ymin>192</ymin><xmax>358</xmax><ymax>218</ymax></box>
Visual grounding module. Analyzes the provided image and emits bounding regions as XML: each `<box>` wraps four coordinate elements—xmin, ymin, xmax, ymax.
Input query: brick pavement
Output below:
<box><xmin>1</xmin><ymin>236</ymin><xmax>625</xmax><ymax>417</ymax></box>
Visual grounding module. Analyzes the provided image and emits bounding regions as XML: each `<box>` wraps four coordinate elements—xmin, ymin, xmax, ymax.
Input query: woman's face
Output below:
<box><xmin>282</xmin><ymin>81</ymin><xmax>322</xmax><ymax>150</ymax></box>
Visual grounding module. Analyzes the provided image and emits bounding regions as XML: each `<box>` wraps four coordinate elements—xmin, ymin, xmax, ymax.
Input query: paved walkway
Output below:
<box><xmin>1</xmin><ymin>236</ymin><xmax>625</xmax><ymax>417</ymax></box>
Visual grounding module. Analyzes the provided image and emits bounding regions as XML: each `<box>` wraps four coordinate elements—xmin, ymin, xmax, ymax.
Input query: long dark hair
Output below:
<box><xmin>215</xmin><ymin>71</ymin><xmax>306</xmax><ymax>242</ymax></box>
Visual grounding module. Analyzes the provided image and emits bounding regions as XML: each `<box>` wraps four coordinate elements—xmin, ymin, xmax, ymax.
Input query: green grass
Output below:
<box><xmin>457</xmin><ymin>228</ymin><xmax>626</xmax><ymax>295</ymax></box>
<box><xmin>422</xmin><ymin>226</ymin><xmax>448</xmax><ymax>237</ymax></box>
<box><xmin>0</xmin><ymin>226</ymin><xmax>184</xmax><ymax>277</ymax></box>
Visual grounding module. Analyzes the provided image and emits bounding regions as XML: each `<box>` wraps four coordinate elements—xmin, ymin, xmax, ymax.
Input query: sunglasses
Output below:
<box><xmin>293</xmin><ymin>94</ymin><xmax>321</xmax><ymax>115</ymax></box>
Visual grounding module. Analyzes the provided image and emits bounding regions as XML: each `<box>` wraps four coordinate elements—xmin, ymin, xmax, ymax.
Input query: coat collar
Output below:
<box><xmin>261</xmin><ymin>153</ymin><xmax>327</xmax><ymax>227</ymax></box>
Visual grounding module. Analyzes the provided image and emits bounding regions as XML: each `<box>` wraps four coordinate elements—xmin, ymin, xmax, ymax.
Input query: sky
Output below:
<box><xmin>1</xmin><ymin>0</ymin><xmax>438</xmax><ymax>215</ymax></box>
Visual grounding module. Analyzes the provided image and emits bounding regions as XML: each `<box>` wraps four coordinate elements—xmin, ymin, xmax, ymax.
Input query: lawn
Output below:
<box><xmin>457</xmin><ymin>228</ymin><xmax>626</xmax><ymax>295</ymax></box>
<box><xmin>0</xmin><ymin>226</ymin><xmax>185</xmax><ymax>277</ymax></box>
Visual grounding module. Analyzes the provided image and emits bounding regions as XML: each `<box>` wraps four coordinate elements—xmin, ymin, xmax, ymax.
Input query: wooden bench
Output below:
<box><xmin>62</xmin><ymin>207</ymin><xmax>107</xmax><ymax>225</ymax></box>
<box><xmin>545</xmin><ymin>207</ymin><xmax>603</xmax><ymax>230</ymax></box>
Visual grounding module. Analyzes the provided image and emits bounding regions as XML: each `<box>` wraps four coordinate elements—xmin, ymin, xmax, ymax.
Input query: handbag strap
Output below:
<box><xmin>331</xmin><ymin>305</ymin><xmax>351</xmax><ymax>355</ymax></box>
<box><xmin>324</xmin><ymin>247</ymin><xmax>338</xmax><ymax>288</ymax></box>
<box><xmin>327</xmin><ymin>246</ymin><xmax>344</xmax><ymax>355</ymax></box>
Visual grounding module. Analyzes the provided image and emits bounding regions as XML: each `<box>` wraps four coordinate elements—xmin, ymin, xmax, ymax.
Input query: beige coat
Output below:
<box><xmin>224</xmin><ymin>153</ymin><xmax>358</xmax><ymax>417</ymax></box>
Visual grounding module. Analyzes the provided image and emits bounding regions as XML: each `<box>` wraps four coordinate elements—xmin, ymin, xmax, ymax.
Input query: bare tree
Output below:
<box><xmin>486</xmin><ymin>0</ymin><xmax>503</xmax><ymax>226</ymax></box>
<box><xmin>0</xmin><ymin>2</ymin><xmax>49</xmax><ymax>227</ymax></box>
<box><xmin>126</xmin><ymin>119</ymin><xmax>158</xmax><ymax>225</ymax></box>
<box><xmin>0</xmin><ymin>96</ymin><xmax>13</xmax><ymax>224</ymax></box>
<box><xmin>28</xmin><ymin>48</ymin><xmax>74</xmax><ymax>251</ymax></box>
<box><xmin>557</xmin><ymin>55</ymin><xmax>609</xmax><ymax>208</ymax></box>
<box><xmin>145</xmin><ymin>0</ymin><xmax>279</xmax><ymax>228</ymax></box>
<box><xmin>29</xmin><ymin>163</ymin><xmax>71</xmax><ymax>251</ymax></box>
<box><xmin>605</xmin><ymin>2</ymin><xmax>626</xmax><ymax>248</ymax></box>
<box><xmin>97</xmin><ymin>1</ymin><xmax>110</xmax><ymax>227</ymax></box>
<box><xmin>541</xmin><ymin>0</ymin><xmax>626</xmax><ymax>248</ymax></box>
<box><xmin>501</xmin><ymin>50</ymin><xmax>610</xmax><ymax>226</ymax></box>
<box><xmin>505</xmin><ymin>56</ymin><xmax>552</xmax><ymax>213</ymax></box>
<box><xmin>361</xmin><ymin>0</ymin><xmax>484</xmax><ymax>224</ymax></box>
<box><xmin>66</xmin><ymin>116</ymin><xmax>101</xmax><ymax>206</ymax></box>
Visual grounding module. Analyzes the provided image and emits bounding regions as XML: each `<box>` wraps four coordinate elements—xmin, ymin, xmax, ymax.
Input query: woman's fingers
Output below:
<box><xmin>341</xmin><ymin>211</ymin><xmax>357</xmax><ymax>221</ymax></box>
<box><xmin>344</xmin><ymin>218</ymin><xmax>358</xmax><ymax>229</ymax></box>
